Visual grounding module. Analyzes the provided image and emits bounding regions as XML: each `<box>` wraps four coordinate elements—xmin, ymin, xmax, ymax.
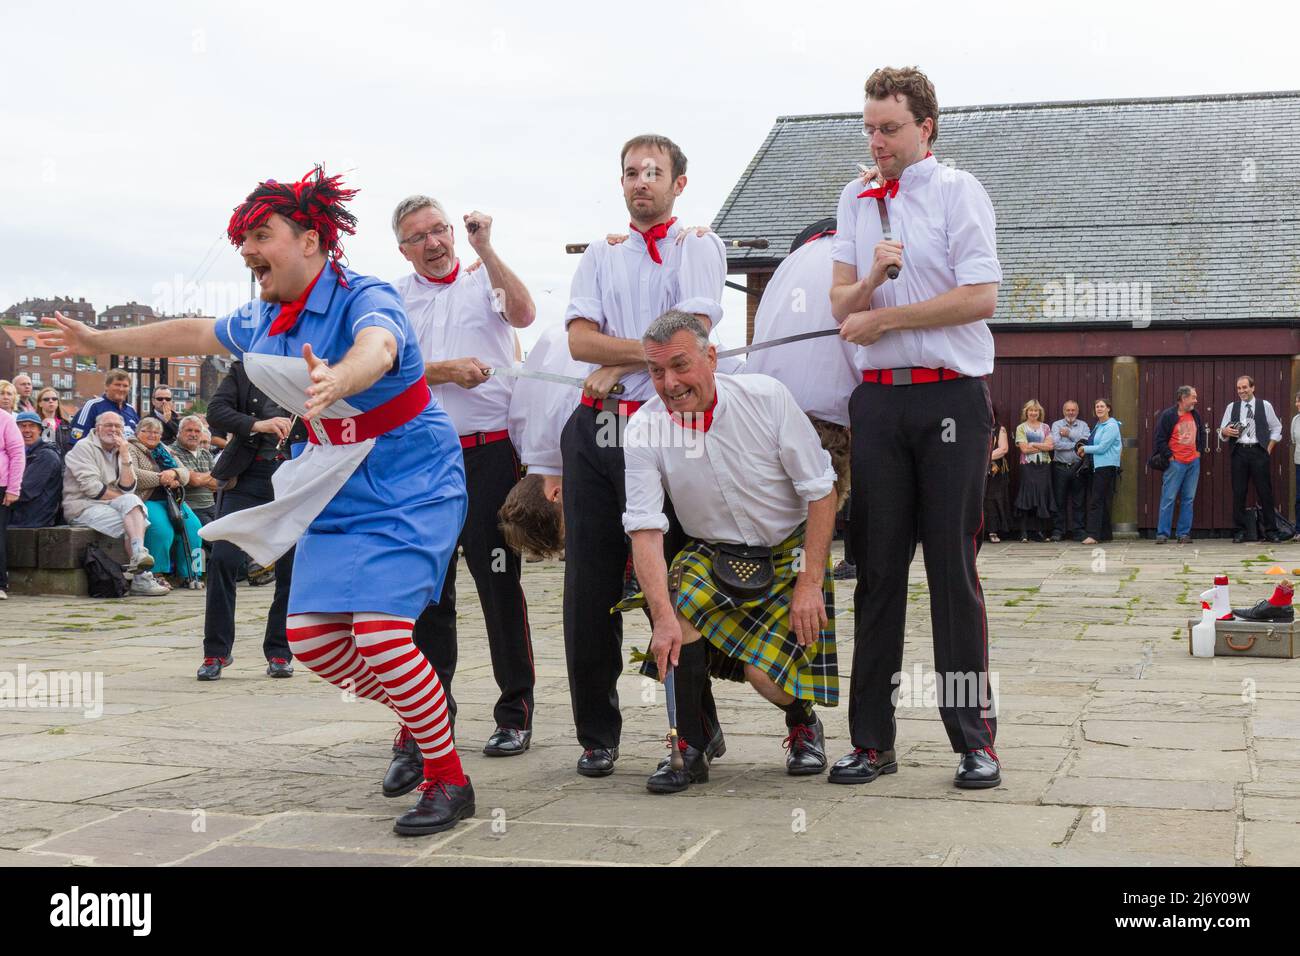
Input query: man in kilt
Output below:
<box><xmin>616</xmin><ymin>311</ymin><xmax>839</xmax><ymax>793</ymax></box>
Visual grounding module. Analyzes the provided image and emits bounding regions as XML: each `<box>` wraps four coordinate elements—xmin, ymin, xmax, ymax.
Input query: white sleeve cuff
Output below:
<box><xmin>623</xmin><ymin>511</ymin><xmax>671</xmax><ymax>534</ymax></box>
<box><xmin>564</xmin><ymin>298</ymin><xmax>605</xmax><ymax>329</ymax></box>
<box><xmin>793</xmin><ymin>464</ymin><xmax>837</xmax><ymax>502</ymax></box>
<box><xmin>954</xmin><ymin>260</ymin><xmax>1003</xmax><ymax>286</ymax></box>
<box><xmin>673</xmin><ymin>296</ymin><xmax>722</xmax><ymax>328</ymax></box>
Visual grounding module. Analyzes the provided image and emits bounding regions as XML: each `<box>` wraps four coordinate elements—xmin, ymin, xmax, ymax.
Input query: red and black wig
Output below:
<box><xmin>227</xmin><ymin>165</ymin><xmax>359</xmax><ymax>261</ymax></box>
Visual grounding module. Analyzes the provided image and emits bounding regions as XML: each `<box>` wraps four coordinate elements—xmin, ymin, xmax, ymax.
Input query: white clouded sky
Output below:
<box><xmin>2</xmin><ymin>0</ymin><xmax>1295</xmax><ymax>350</ymax></box>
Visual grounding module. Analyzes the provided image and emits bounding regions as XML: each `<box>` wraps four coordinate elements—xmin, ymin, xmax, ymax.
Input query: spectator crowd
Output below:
<box><xmin>984</xmin><ymin>376</ymin><xmax>1300</xmax><ymax>547</ymax></box>
<box><xmin>0</xmin><ymin>368</ymin><xmax>225</xmax><ymax>599</ymax></box>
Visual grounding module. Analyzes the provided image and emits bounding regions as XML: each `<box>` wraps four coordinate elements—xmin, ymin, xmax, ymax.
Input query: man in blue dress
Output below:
<box><xmin>41</xmin><ymin>168</ymin><xmax>474</xmax><ymax>836</ymax></box>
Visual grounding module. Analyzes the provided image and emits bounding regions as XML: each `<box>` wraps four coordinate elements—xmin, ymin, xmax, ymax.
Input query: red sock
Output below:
<box><xmin>1269</xmin><ymin>581</ymin><xmax>1294</xmax><ymax>607</ymax></box>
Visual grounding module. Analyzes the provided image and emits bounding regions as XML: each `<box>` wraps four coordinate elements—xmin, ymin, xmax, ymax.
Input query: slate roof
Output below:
<box><xmin>711</xmin><ymin>91</ymin><xmax>1300</xmax><ymax>326</ymax></box>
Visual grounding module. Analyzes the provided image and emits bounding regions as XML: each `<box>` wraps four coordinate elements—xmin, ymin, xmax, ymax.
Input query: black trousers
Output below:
<box><xmin>847</xmin><ymin>377</ymin><xmax>996</xmax><ymax>754</ymax></box>
<box><xmin>0</xmin><ymin>504</ymin><xmax>10</xmax><ymax>590</ymax></box>
<box><xmin>1231</xmin><ymin>444</ymin><xmax>1278</xmax><ymax>534</ymax></box>
<box><xmin>560</xmin><ymin>402</ymin><xmax>718</xmax><ymax>751</ymax></box>
<box><xmin>1051</xmin><ymin>462</ymin><xmax>1087</xmax><ymax>538</ymax></box>
<box><xmin>1085</xmin><ymin>466</ymin><xmax>1117</xmax><ymax>542</ymax></box>
<box><xmin>411</xmin><ymin>439</ymin><xmax>534</xmax><ymax>731</ymax></box>
<box><xmin>203</xmin><ymin>470</ymin><xmax>293</xmax><ymax>661</ymax></box>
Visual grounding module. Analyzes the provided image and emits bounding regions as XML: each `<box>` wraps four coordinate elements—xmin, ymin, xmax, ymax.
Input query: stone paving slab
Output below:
<box><xmin>2</xmin><ymin>540</ymin><xmax>1299</xmax><ymax>866</ymax></box>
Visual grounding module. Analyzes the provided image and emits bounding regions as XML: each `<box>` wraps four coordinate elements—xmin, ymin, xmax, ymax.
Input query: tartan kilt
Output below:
<box><xmin>615</xmin><ymin>525</ymin><xmax>838</xmax><ymax>706</ymax></box>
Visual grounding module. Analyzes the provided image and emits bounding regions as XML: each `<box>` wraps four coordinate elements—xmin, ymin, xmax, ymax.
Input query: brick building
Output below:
<box><xmin>0</xmin><ymin>296</ymin><xmax>95</xmax><ymax>327</ymax></box>
<box><xmin>0</xmin><ymin>327</ymin><xmax>79</xmax><ymax>398</ymax></box>
<box><xmin>711</xmin><ymin>89</ymin><xmax>1300</xmax><ymax>534</ymax></box>
<box><xmin>98</xmin><ymin>302</ymin><xmax>158</xmax><ymax>329</ymax></box>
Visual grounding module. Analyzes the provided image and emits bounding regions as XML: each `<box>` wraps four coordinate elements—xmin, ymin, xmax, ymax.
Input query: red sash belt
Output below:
<box><xmin>305</xmin><ymin>377</ymin><xmax>431</xmax><ymax>445</ymax></box>
<box><xmin>580</xmin><ymin>394</ymin><xmax>646</xmax><ymax>417</ymax></box>
<box><xmin>459</xmin><ymin>428</ymin><xmax>511</xmax><ymax>449</ymax></box>
<box><xmin>861</xmin><ymin>367</ymin><xmax>964</xmax><ymax>386</ymax></box>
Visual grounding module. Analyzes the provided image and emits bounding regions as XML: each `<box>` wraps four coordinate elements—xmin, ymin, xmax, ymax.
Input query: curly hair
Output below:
<box><xmin>864</xmin><ymin>66</ymin><xmax>940</xmax><ymax>146</ymax></box>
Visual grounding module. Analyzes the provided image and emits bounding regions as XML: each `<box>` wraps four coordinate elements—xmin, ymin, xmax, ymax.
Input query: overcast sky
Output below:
<box><xmin>3</xmin><ymin>0</ymin><xmax>1295</xmax><ymax>350</ymax></box>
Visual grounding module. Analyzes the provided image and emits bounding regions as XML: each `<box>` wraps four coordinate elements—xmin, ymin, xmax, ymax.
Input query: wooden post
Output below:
<box><xmin>1111</xmin><ymin>355</ymin><xmax>1140</xmax><ymax>538</ymax></box>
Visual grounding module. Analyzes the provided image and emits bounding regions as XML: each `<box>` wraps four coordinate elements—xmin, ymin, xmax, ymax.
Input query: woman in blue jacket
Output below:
<box><xmin>1081</xmin><ymin>398</ymin><xmax>1122</xmax><ymax>544</ymax></box>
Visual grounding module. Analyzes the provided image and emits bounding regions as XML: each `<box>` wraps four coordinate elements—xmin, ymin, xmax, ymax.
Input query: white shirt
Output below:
<box><xmin>743</xmin><ymin>234</ymin><xmax>859</xmax><ymax>426</ymax></box>
<box><xmin>506</xmin><ymin>325</ymin><xmax>593</xmax><ymax>476</ymax></box>
<box><xmin>831</xmin><ymin>154</ymin><xmax>1002</xmax><ymax>378</ymax></box>
<box><xmin>395</xmin><ymin>265</ymin><xmax>514</xmax><ymax>434</ymax></box>
<box><xmin>565</xmin><ymin>225</ymin><xmax>726</xmax><ymax>401</ymax></box>
<box><xmin>1220</xmin><ymin>397</ymin><xmax>1282</xmax><ymax>445</ymax></box>
<box><xmin>622</xmin><ymin>374</ymin><xmax>835</xmax><ymax>546</ymax></box>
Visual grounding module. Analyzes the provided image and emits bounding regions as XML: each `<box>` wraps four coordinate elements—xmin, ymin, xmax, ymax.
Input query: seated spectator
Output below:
<box><xmin>0</xmin><ymin>406</ymin><xmax>25</xmax><ymax>600</ymax></box>
<box><xmin>12</xmin><ymin>373</ymin><xmax>37</xmax><ymax>413</ymax></box>
<box><xmin>0</xmin><ymin>380</ymin><xmax>17</xmax><ymax>418</ymax></box>
<box><xmin>11</xmin><ymin>411</ymin><xmax>62</xmax><ymax>529</ymax></box>
<box><xmin>169</xmin><ymin>415</ymin><xmax>218</xmax><ymax>524</ymax></box>
<box><xmin>37</xmin><ymin>387</ymin><xmax>73</xmax><ymax>456</ymax></box>
<box><xmin>144</xmin><ymin>387</ymin><xmax>179</xmax><ymax>444</ymax></box>
<box><xmin>129</xmin><ymin>417</ymin><xmax>204</xmax><ymax>585</ymax></box>
<box><xmin>62</xmin><ymin>412</ymin><xmax>168</xmax><ymax>596</ymax></box>
<box><xmin>71</xmin><ymin>368</ymin><xmax>139</xmax><ymax>444</ymax></box>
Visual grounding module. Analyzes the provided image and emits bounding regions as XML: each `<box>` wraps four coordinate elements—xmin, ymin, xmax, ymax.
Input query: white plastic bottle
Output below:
<box><xmin>1199</xmin><ymin>574</ymin><xmax>1232</xmax><ymax>621</ymax></box>
<box><xmin>1191</xmin><ymin>601</ymin><xmax>1216</xmax><ymax>658</ymax></box>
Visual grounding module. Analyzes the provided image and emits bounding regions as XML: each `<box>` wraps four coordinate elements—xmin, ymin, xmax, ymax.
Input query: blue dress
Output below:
<box><xmin>214</xmin><ymin>264</ymin><xmax>467</xmax><ymax>619</ymax></box>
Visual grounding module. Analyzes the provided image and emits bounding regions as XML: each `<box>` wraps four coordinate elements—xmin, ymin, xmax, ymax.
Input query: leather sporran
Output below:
<box><xmin>711</xmin><ymin>542</ymin><xmax>775</xmax><ymax>601</ymax></box>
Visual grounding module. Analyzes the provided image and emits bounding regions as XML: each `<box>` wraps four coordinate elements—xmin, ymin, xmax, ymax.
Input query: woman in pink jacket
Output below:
<box><xmin>0</xmin><ymin>410</ymin><xmax>27</xmax><ymax>599</ymax></box>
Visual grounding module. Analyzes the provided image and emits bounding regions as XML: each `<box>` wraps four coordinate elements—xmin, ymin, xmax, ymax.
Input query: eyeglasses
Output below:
<box><xmin>398</xmin><ymin>224</ymin><xmax>452</xmax><ymax>247</ymax></box>
<box><xmin>861</xmin><ymin>120</ymin><xmax>917</xmax><ymax>139</ymax></box>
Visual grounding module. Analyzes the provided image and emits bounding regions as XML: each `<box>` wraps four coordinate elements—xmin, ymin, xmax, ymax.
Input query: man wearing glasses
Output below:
<box><xmin>146</xmin><ymin>386</ymin><xmax>179</xmax><ymax>444</ymax></box>
<box><xmin>829</xmin><ymin>67</ymin><xmax>1003</xmax><ymax>789</ymax></box>
<box><xmin>70</xmin><ymin>368</ymin><xmax>140</xmax><ymax>444</ymax></box>
<box><xmin>387</xmin><ymin>195</ymin><xmax>538</xmax><ymax>791</ymax></box>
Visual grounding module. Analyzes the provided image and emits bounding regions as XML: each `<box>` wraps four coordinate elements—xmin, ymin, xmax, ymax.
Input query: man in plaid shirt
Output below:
<box><xmin>618</xmin><ymin>311</ymin><xmax>840</xmax><ymax>794</ymax></box>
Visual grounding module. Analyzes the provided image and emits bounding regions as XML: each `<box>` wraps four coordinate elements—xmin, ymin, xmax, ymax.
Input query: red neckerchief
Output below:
<box><xmin>268</xmin><ymin>265</ymin><xmax>325</xmax><ymax>337</ymax></box>
<box><xmin>630</xmin><ymin>217</ymin><xmax>677</xmax><ymax>265</ymax></box>
<box><xmin>857</xmin><ymin>152</ymin><xmax>933</xmax><ymax>199</ymax></box>
<box><xmin>419</xmin><ymin>260</ymin><xmax>460</xmax><ymax>285</ymax></box>
<box><xmin>668</xmin><ymin>392</ymin><xmax>718</xmax><ymax>432</ymax></box>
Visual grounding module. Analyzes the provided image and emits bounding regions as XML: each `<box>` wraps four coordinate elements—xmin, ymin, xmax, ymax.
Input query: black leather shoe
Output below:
<box><xmin>393</xmin><ymin>777</ymin><xmax>475</xmax><ymax>835</ymax></box>
<box><xmin>265</xmin><ymin>657</ymin><xmax>294</xmax><ymax>678</ymax></box>
<box><xmin>658</xmin><ymin>723</ymin><xmax>726</xmax><ymax>770</ymax></box>
<box><xmin>483</xmin><ymin>727</ymin><xmax>532</xmax><ymax>757</ymax></box>
<box><xmin>1232</xmin><ymin>600</ymin><xmax>1295</xmax><ymax>623</ymax></box>
<box><xmin>576</xmin><ymin>747</ymin><xmax>619</xmax><ymax>777</ymax></box>
<box><xmin>1233</xmin><ymin>533</ymin><xmax>1246</xmax><ymax>544</ymax></box>
<box><xmin>1267</xmin><ymin>531</ymin><xmax>1290</xmax><ymax>544</ymax></box>
<box><xmin>954</xmin><ymin>749</ymin><xmax>1002</xmax><ymax>789</ymax></box>
<box><xmin>646</xmin><ymin>742</ymin><xmax>709</xmax><ymax>794</ymax></box>
<box><xmin>382</xmin><ymin>726</ymin><xmax>423</xmax><ymax>798</ymax></box>
<box><xmin>196</xmin><ymin>654</ymin><xmax>233</xmax><ymax>681</ymax></box>
<box><xmin>828</xmin><ymin>747</ymin><xmax>897</xmax><ymax>784</ymax></box>
<box><xmin>1050</xmin><ymin>532</ymin><xmax>1064</xmax><ymax>542</ymax></box>
<box><xmin>783</xmin><ymin>717</ymin><xmax>827</xmax><ymax>776</ymax></box>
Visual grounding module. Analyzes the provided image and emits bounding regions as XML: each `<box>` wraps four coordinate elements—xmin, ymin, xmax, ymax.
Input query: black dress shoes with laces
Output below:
<box><xmin>382</xmin><ymin>726</ymin><xmax>423</xmax><ymax>798</ymax></box>
<box><xmin>393</xmin><ymin>777</ymin><xmax>476</xmax><ymax>835</ymax></box>
<box><xmin>576</xmin><ymin>747</ymin><xmax>619</xmax><ymax>777</ymax></box>
<box><xmin>954</xmin><ymin>749</ymin><xmax>1002</xmax><ymax>789</ymax></box>
<box><xmin>828</xmin><ymin>747</ymin><xmax>897</xmax><ymax>784</ymax></box>
<box><xmin>646</xmin><ymin>742</ymin><xmax>709</xmax><ymax>794</ymax></box>
<box><xmin>783</xmin><ymin>717</ymin><xmax>827</xmax><ymax>776</ymax></box>
<box><xmin>1232</xmin><ymin>599</ymin><xmax>1295</xmax><ymax>623</ymax></box>
<box><xmin>483</xmin><ymin>727</ymin><xmax>532</xmax><ymax>757</ymax></box>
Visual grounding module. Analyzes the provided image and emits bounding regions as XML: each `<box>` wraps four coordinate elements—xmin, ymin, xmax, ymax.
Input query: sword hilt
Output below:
<box><xmin>668</xmin><ymin>730</ymin><xmax>685</xmax><ymax>771</ymax></box>
<box><xmin>886</xmin><ymin>264</ymin><xmax>900</xmax><ymax>280</ymax></box>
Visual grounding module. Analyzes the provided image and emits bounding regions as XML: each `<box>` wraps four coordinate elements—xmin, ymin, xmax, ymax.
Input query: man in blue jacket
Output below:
<box><xmin>70</xmin><ymin>369</ymin><xmax>140</xmax><ymax>443</ymax></box>
<box><xmin>1153</xmin><ymin>386</ymin><xmax>1205</xmax><ymax>544</ymax></box>
<box><xmin>11</xmin><ymin>411</ymin><xmax>63</xmax><ymax>528</ymax></box>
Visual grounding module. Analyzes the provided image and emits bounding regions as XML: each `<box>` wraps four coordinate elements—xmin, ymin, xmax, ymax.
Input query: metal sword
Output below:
<box><xmin>874</xmin><ymin>188</ymin><xmax>901</xmax><ymax>281</ymax></box>
<box><xmin>714</xmin><ymin>327</ymin><xmax>842</xmax><ymax>359</ymax></box>
<box><xmin>486</xmin><ymin>365</ymin><xmax>625</xmax><ymax>394</ymax></box>
<box><xmin>664</xmin><ymin>667</ymin><xmax>684</xmax><ymax>771</ymax></box>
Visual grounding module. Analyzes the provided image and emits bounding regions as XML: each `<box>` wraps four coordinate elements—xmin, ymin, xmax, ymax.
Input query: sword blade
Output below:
<box><xmin>715</xmin><ymin>327</ymin><xmax>842</xmax><ymax>359</ymax></box>
<box><xmin>875</xmin><ymin>194</ymin><xmax>900</xmax><ymax>280</ymax></box>
<box><xmin>664</xmin><ymin>666</ymin><xmax>678</xmax><ymax>728</ymax></box>
<box><xmin>487</xmin><ymin>365</ymin><xmax>625</xmax><ymax>394</ymax></box>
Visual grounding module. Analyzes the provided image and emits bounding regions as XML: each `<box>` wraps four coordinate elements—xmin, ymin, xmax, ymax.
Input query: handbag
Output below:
<box><xmin>711</xmin><ymin>541</ymin><xmax>775</xmax><ymax>601</ymax></box>
<box><xmin>1147</xmin><ymin>450</ymin><xmax>1171</xmax><ymax>472</ymax></box>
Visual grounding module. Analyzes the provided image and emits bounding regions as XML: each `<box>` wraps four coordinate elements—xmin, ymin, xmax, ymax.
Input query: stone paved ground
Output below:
<box><xmin>2</xmin><ymin>539</ymin><xmax>1299</xmax><ymax>867</ymax></box>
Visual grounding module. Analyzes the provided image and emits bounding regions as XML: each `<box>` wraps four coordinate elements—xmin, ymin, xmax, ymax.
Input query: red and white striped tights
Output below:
<box><xmin>285</xmin><ymin>612</ymin><xmax>466</xmax><ymax>786</ymax></box>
